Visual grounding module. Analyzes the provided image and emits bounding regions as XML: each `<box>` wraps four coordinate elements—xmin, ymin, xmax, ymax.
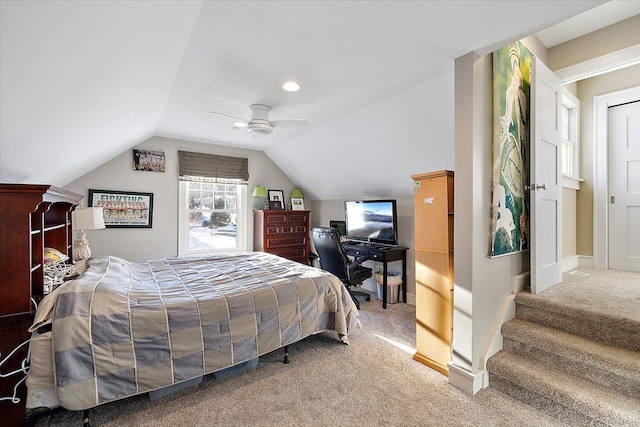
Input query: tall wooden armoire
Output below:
<box><xmin>411</xmin><ymin>170</ymin><xmax>454</xmax><ymax>376</ymax></box>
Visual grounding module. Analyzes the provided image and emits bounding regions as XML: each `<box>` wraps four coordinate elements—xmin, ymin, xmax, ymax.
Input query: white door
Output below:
<box><xmin>608</xmin><ymin>100</ymin><xmax>640</xmax><ymax>272</ymax></box>
<box><xmin>530</xmin><ymin>58</ymin><xmax>562</xmax><ymax>294</ymax></box>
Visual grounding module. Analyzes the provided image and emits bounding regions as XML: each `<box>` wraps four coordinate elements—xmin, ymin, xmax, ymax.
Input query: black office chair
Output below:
<box><xmin>312</xmin><ymin>227</ymin><xmax>372</xmax><ymax>309</ymax></box>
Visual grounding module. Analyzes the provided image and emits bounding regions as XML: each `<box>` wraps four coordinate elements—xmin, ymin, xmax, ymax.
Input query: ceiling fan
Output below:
<box><xmin>210</xmin><ymin>104</ymin><xmax>308</xmax><ymax>137</ymax></box>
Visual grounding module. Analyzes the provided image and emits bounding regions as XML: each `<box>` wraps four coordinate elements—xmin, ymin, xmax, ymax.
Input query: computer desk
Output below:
<box><xmin>341</xmin><ymin>242</ymin><xmax>408</xmax><ymax>309</ymax></box>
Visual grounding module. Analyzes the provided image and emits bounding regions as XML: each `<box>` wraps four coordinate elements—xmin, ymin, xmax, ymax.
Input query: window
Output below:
<box><xmin>179</xmin><ymin>181</ymin><xmax>246</xmax><ymax>254</ymax></box>
<box><xmin>177</xmin><ymin>151</ymin><xmax>249</xmax><ymax>255</ymax></box>
<box><xmin>561</xmin><ymin>89</ymin><xmax>581</xmax><ymax>189</ymax></box>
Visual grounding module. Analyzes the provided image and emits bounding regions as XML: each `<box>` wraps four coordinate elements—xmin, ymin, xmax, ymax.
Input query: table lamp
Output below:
<box><xmin>290</xmin><ymin>188</ymin><xmax>304</xmax><ymax>199</ymax></box>
<box><xmin>252</xmin><ymin>185</ymin><xmax>268</xmax><ymax>209</ymax></box>
<box><xmin>72</xmin><ymin>206</ymin><xmax>106</xmax><ymax>261</ymax></box>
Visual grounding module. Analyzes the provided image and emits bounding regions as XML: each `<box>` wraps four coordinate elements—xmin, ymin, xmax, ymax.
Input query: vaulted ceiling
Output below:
<box><xmin>2</xmin><ymin>1</ymin><xmax>637</xmax><ymax>199</ymax></box>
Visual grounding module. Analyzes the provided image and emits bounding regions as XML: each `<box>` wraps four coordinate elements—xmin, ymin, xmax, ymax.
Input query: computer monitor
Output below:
<box><xmin>329</xmin><ymin>220</ymin><xmax>346</xmax><ymax>236</ymax></box>
<box><xmin>344</xmin><ymin>199</ymin><xmax>398</xmax><ymax>246</ymax></box>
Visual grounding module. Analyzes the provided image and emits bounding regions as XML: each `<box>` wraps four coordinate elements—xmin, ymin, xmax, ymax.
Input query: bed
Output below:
<box><xmin>25</xmin><ymin>251</ymin><xmax>359</xmax><ymax>415</ymax></box>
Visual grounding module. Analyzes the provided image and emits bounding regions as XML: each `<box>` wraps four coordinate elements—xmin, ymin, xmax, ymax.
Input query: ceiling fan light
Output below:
<box><xmin>283</xmin><ymin>81</ymin><xmax>300</xmax><ymax>92</ymax></box>
<box><xmin>234</xmin><ymin>121</ymin><xmax>247</xmax><ymax>127</ymax></box>
<box><xmin>247</xmin><ymin>122</ymin><xmax>273</xmax><ymax>136</ymax></box>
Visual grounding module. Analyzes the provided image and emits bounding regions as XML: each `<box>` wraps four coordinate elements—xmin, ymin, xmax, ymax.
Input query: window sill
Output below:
<box><xmin>562</xmin><ymin>174</ymin><xmax>583</xmax><ymax>190</ymax></box>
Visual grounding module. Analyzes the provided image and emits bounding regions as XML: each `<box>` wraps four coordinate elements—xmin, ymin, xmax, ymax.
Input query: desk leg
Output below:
<box><xmin>402</xmin><ymin>252</ymin><xmax>407</xmax><ymax>303</ymax></box>
<box><xmin>382</xmin><ymin>260</ymin><xmax>388</xmax><ymax>309</ymax></box>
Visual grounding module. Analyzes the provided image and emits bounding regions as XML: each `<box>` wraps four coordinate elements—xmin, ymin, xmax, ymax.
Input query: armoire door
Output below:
<box><xmin>412</xmin><ymin>170</ymin><xmax>454</xmax><ymax>376</ymax></box>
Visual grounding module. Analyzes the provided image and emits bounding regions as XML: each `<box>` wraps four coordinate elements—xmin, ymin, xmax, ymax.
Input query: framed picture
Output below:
<box><xmin>291</xmin><ymin>197</ymin><xmax>305</xmax><ymax>210</ymax></box>
<box><xmin>268</xmin><ymin>189</ymin><xmax>285</xmax><ymax>204</ymax></box>
<box><xmin>88</xmin><ymin>189</ymin><xmax>153</xmax><ymax>228</ymax></box>
<box><xmin>490</xmin><ymin>41</ymin><xmax>532</xmax><ymax>257</ymax></box>
<box><xmin>133</xmin><ymin>149</ymin><xmax>165</xmax><ymax>172</ymax></box>
<box><xmin>269</xmin><ymin>200</ymin><xmax>283</xmax><ymax>210</ymax></box>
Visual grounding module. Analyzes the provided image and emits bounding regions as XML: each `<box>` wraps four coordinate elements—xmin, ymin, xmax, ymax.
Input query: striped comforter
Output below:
<box><xmin>44</xmin><ymin>252</ymin><xmax>358</xmax><ymax>410</ymax></box>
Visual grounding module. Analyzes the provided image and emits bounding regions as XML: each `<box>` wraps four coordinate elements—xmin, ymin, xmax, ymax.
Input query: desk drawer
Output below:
<box><xmin>349</xmin><ymin>248</ymin><xmax>370</xmax><ymax>257</ymax></box>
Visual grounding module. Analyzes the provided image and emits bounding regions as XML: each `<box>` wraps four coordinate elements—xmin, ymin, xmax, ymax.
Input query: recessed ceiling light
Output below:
<box><xmin>234</xmin><ymin>121</ymin><xmax>247</xmax><ymax>128</ymax></box>
<box><xmin>283</xmin><ymin>81</ymin><xmax>300</xmax><ymax>92</ymax></box>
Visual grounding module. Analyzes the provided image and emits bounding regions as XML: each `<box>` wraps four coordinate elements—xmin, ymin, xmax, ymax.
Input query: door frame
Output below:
<box><xmin>593</xmin><ymin>86</ymin><xmax>640</xmax><ymax>268</ymax></box>
<box><xmin>554</xmin><ymin>45</ymin><xmax>640</xmax><ymax>269</ymax></box>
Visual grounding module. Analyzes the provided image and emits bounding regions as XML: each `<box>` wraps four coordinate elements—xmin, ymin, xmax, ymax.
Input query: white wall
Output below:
<box><xmin>65</xmin><ymin>136</ymin><xmax>296</xmax><ymax>261</ymax></box>
<box><xmin>450</xmin><ymin>51</ymin><xmax>529</xmax><ymax>394</ymax></box>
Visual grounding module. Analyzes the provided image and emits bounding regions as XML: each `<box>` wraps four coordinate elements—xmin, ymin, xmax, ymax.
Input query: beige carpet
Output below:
<box><xmin>533</xmin><ymin>268</ymin><xmax>640</xmax><ymax>326</ymax></box>
<box><xmin>35</xmin><ymin>296</ymin><xmax>568</xmax><ymax>427</ymax></box>
<box><xmin>488</xmin><ymin>267</ymin><xmax>640</xmax><ymax>426</ymax></box>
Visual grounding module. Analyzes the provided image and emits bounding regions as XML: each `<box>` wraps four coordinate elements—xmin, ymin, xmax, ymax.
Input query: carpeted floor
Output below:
<box><xmin>36</xmin><ymin>295</ymin><xmax>569</xmax><ymax>427</ymax></box>
<box><xmin>489</xmin><ymin>267</ymin><xmax>640</xmax><ymax>426</ymax></box>
<box><xmin>534</xmin><ymin>267</ymin><xmax>640</xmax><ymax>325</ymax></box>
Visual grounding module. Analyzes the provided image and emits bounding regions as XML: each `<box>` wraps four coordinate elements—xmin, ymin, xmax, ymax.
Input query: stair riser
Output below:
<box><xmin>503</xmin><ymin>337</ymin><xmax>640</xmax><ymax>399</ymax></box>
<box><xmin>516</xmin><ymin>304</ymin><xmax>640</xmax><ymax>352</ymax></box>
<box><xmin>488</xmin><ymin>374</ymin><xmax>607</xmax><ymax>427</ymax></box>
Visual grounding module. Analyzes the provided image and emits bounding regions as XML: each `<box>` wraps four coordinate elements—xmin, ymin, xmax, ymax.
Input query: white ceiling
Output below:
<box><xmin>1</xmin><ymin>1</ymin><xmax>637</xmax><ymax>199</ymax></box>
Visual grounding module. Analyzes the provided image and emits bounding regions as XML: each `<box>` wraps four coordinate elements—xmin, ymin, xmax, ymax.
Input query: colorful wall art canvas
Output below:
<box><xmin>491</xmin><ymin>41</ymin><xmax>533</xmax><ymax>257</ymax></box>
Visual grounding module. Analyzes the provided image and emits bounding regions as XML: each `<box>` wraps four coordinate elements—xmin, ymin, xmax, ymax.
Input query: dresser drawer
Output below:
<box><xmin>287</xmin><ymin>213</ymin><xmax>308</xmax><ymax>224</ymax></box>
<box><xmin>254</xmin><ymin>210</ymin><xmax>310</xmax><ymax>264</ymax></box>
<box><xmin>266</xmin><ymin>236</ymin><xmax>307</xmax><ymax>249</ymax></box>
<box><xmin>270</xmin><ymin>248</ymin><xmax>308</xmax><ymax>264</ymax></box>
<box><xmin>265</xmin><ymin>225</ymin><xmax>308</xmax><ymax>236</ymax></box>
<box><xmin>264</xmin><ymin>213</ymin><xmax>289</xmax><ymax>225</ymax></box>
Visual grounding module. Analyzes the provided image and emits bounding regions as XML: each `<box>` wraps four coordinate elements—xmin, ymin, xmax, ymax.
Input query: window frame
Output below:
<box><xmin>561</xmin><ymin>89</ymin><xmax>582</xmax><ymax>190</ymax></box>
<box><xmin>178</xmin><ymin>181</ymin><xmax>248</xmax><ymax>256</ymax></box>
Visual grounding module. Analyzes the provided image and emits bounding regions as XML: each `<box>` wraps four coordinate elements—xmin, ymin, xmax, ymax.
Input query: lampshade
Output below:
<box><xmin>290</xmin><ymin>188</ymin><xmax>304</xmax><ymax>198</ymax></box>
<box><xmin>72</xmin><ymin>207</ymin><xmax>106</xmax><ymax>230</ymax></box>
<box><xmin>252</xmin><ymin>185</ymin><xmax>267</xmax><ymax>198</ymax></box>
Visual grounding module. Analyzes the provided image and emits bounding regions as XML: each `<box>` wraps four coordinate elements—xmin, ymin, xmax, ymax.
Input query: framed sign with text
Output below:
<box><xmin>88</xmin><ymin>189</ymin><xmax>153</xmax><ymax>228</ymax></box>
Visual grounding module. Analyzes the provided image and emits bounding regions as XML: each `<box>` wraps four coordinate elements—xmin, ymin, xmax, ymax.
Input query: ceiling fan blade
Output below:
<box><xmin>209</xmin><ymin>111</ymin><xmax>249</xmax><ymax>124</ymax></box>
<box><xmin>270</xmin><ymin>119</ymin><xmax>309</xmax><ymax>128</ymax></box>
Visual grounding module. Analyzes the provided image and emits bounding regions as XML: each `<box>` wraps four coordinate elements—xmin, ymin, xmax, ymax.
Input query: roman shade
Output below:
<box><xmin>178</xmin><ymin>151</ymin><xmax>249</xmax><ymax>184</ymax></box>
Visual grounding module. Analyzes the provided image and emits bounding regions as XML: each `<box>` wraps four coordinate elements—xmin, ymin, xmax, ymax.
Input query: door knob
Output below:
<box><xmin>525</xmin><ymin>184</ymin><xmax>547</xmax><ymax>191</ymax></box>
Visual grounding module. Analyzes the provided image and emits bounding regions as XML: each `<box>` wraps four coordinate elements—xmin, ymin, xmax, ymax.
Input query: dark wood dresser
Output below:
<box><xmin>0</xmin><ymin>184</ymin><xmax>82</xmax><ymax>425</ymax></box>
<box><xmin>253</xmin><ymin>210</ymin><xmax>310</xmax><ymax>264</ymax></box>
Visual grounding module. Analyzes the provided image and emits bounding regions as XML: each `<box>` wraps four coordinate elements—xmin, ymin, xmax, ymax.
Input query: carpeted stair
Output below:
<box><xmin>487</xmin><ymin>291</ymin><xmax>640</xmax><ymax>427</ymax></box>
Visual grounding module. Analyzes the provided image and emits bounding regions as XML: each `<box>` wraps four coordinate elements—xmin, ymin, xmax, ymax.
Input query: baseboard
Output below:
<box><xmin>562</xmin><ymin>255</ymin><xmax>580</xmax><ymax>272</ymax></box>
<box><xmin>413</xmin><ymin>352</ymin><xmax>449</xmax><ymax>376</ymax></box>
<box><xmin>578</xmin><ymin>255</ymin><xmax>594</xmax><ymax>268</ymax></box>
<box><xmin>447</xmin><ymin>363</ymin><xmax>484</xmax><ymax>395</ymax></box>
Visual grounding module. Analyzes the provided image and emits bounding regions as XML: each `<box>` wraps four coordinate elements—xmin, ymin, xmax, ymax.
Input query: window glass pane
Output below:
<box><xmin>185</xmin><ymin>182</ymin><xmax>239</xmax><ymax>252</ymax></box>
<box><xmin>561</xmin><ymin>106</ymin><xmax>569</xmax><ymax>141</ymax></box>
<box><xmin>562</xmin><ymin>142</ymin><xmax>573</xmax><ymax>176</ymax></box>
<box><xmin>201</xmin><ymin>191</ymin><xmax>214</xmax><ymax>209</ymax></box>
<box><xmin>226</xmin><ymin>194</ymin><xmax>237</xmax><ymax>210</ymax></box>
<box><xmin>188</xmin><ymin>191</ymin><xmax>201</xmax><ymax>209</ymax></box>
<box><xmin>214</xmin><ymin>194</ymin><xmax>225</xmax><ymax>209</ymax></box>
